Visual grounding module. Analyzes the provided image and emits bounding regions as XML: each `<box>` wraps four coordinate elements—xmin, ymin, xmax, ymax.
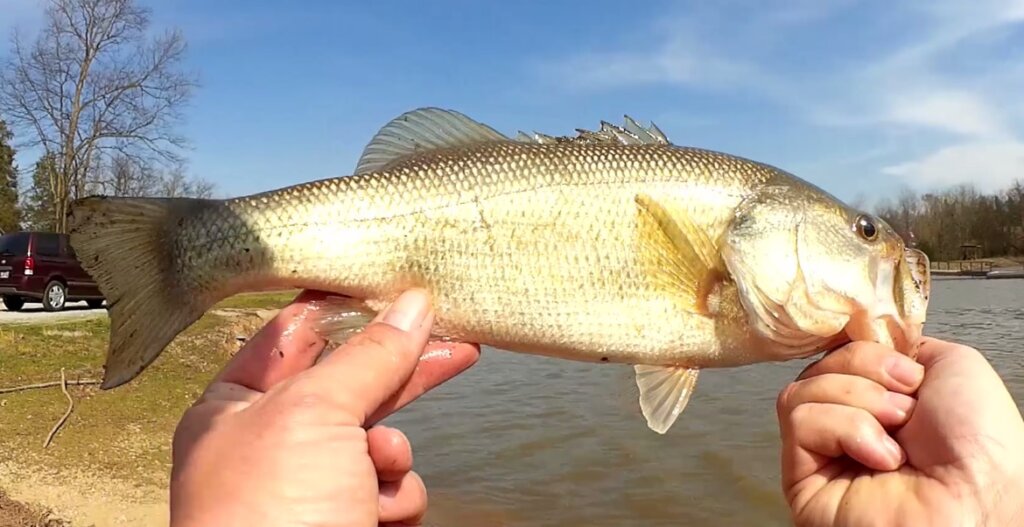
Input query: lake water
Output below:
<box><xmin>385</xmin><ymin>279</ymin><xmax>1024</xmax><ymax>526</ymax></box>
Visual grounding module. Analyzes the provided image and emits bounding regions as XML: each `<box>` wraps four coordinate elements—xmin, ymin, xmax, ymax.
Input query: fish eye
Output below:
<box><xmin>855</xmin><ymin>215</ymin><xmax>878</xmax><ymax>241</ymax></box>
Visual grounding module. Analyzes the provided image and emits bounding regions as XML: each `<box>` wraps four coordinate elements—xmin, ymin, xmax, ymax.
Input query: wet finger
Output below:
<box><xmin>213</xmin><ymin>290</ymin><xmax>329</xmax><ymax>392</ymax></box>
<box><xmin>798</xmin><ymin>341</ymin><xmax>924</xmax><ymax>393</ymax></box>
<box><xmin>293</xmin><ymin>289</ymin><xmax>434</xmax><ymax>425</ymax></box>
<box><xmin>366</xmin><ymin>340</ymin><xmax>481</xmax><ymax>426</ymax></box>
<box><xmin>781</xmin><ymin>401</ymin><xmax>904</xmax><ymax>489</ymax></box>
<box><xmin>379</xmin><ymin>471</ymin><xmax>428</xmax><ymax>524</ymax></box>
<box><xmin>777</xmin><ymin>373</ymin><xmax>915</xmax><ymax>428</ymax></box>
<box><xmin>368</xmin><ymin>426</ymin><xmax>413</xmax><ymax>482</ymax></box>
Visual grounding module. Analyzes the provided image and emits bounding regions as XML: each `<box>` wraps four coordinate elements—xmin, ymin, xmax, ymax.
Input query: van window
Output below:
<box><xmin>64</xmin><ymin>236</ymin><xmax>77</xmax><ymax>259</ymax></box>
<box><xmin>0</xmin><ymin>233</ymin><xmax>30</xmax><ymax>255</ymax></box>
<box><xmin>34</xmin><ymin>233</ymin><xmax>60</xmax><ymax>257</ymax></box>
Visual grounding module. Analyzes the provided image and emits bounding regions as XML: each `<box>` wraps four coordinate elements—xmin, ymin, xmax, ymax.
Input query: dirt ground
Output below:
<box><xmin>0</xmin><ymin>292</ymin><xmax>294</xmax><ymax>527</ymax></box>
<box><xmin>0</xmin><ymin>489</ymin><xmax>69</xmax><ymax>527</ymax></box>
<box><xmin>2</xmin><ymin>288</ymin><xmax>489</xmax><ymax>526</ymax></box>
<box><xmin>0</xmin><ymin>462</ymin><xmax>162</xmax><ymax>527</ymax></box>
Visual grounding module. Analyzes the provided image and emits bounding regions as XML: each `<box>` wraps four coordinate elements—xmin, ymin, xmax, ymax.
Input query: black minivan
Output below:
<box><xmin>0</xmin><ymin>231</ymin><xmax>105</xmax><ymax>312</ymax></box>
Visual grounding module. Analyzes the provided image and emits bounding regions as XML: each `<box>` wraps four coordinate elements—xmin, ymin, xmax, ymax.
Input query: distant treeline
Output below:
<box><xmin>873</xmin><ymin>180</ymin><xmax>1024</xmax><ymax>261</ymax></box>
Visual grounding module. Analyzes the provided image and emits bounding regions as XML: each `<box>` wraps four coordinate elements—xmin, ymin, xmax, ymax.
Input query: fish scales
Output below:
<box><xmin>67</xmin><ymin>107</ymin><xmax>930</xmax><ymax>434</ymax></box>
<box><xmin>178</xmin><ymin>142</ymin><xmax>772</xmax><ymax>365</ymax></box>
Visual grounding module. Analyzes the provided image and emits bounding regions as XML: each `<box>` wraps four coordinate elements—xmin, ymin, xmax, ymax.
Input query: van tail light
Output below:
<box><xmin>24</xmin><ymin>257</ymin><xmax>34</xmax><ymax>276</ymax></box>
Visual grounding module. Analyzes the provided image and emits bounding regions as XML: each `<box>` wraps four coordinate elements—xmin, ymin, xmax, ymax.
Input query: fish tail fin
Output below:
<box><xmin>68</xmin><ymin>196</ymin><xmax>216</xmax><ymax>389</ymax></box>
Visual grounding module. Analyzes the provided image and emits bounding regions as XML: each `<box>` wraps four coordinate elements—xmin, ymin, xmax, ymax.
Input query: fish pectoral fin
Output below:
<box><xmin>354</xmin><ymin>107</ymin><xmax>509</xmax><ymax>175</ymax></box>
<box><xmin>634</xmin><ymin>365</ymin><xmax>700</xmax><ymax>434</ymax></box>
<box><xmin>634</xmin><ymin>194</ymin><xmax>723</xmax><ymax>314</ymax></box>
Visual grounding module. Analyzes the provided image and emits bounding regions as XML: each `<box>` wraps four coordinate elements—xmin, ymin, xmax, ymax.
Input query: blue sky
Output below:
<box><xmin>3</xmin><ymin>0</ymin><xmax>1023</xmax><ymax>206</ymax></box>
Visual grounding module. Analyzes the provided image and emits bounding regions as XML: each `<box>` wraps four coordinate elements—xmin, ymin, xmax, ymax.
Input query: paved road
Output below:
<box><xmin>0</xmin><ymin>301</ymin><xmax>107</xmax><ymax>325</ymax></box>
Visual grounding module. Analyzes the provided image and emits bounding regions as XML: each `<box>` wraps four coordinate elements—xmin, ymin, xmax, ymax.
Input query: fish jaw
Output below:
<box><xmin>842</xmin><ymin>247</ymin><xmax>931</xmax><ymax>357</ymax></box>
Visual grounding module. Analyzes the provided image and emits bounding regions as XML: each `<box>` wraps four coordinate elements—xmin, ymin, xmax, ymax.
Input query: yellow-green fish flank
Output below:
<box><xmin>68</xmin><ymin>108</ymin><xmax>930</xmax><ymax>434</ymax></box>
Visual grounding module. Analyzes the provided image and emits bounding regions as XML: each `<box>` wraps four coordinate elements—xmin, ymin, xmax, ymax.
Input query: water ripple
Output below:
<box><xmin>389</xmin><ymin>279</ymin><xmax>1024</xmax><ymax>526</ymax></box>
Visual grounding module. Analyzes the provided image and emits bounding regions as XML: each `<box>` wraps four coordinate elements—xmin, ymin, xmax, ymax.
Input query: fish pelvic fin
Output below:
<box><xmin>68</xmin><ymin>196</ymin><xmax>215</xmax><ymax>389</ymax></box>
<box><xmin>308</xmin><ymin>295</ymin><xmax>380</xmax><ymax>343</ymax></box>
<box><xmin>307</xmin><ymin>295</ymin><xmax>461</xmax><ymax>361</ymax></box>
<box><xmin>634</xmin><ymin>365</ymin><xmax>700</xmax><ymax>434</ymax></box>
<box><xmin>634</xmin><ymin>193</ymin><xmax>724</xmax><ymax>315</ymax></box>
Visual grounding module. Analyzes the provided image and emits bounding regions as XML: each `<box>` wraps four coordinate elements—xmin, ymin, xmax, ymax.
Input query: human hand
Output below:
<box><xmin>169</xmin><ymin>289</ymin><xmax>480</xmax><ymax>527</ymax></box>
<box><xmin>777</xmin><ymin>337</ymin><xmax>1024</xmax><ymax>526</ymax></box>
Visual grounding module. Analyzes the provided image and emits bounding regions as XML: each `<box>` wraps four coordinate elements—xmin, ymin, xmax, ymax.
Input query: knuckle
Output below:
<box><xmin>842</xmin><ymin>342</ymin><xmax>888</xmax><ymax>375</ymax></box>
<box><xmin>344</xmin><ymin>325</ymin><xmax>403</xmax><ymax>354</ymax></box>
<box><xmin>787</xmin><ymin>401</ymin><xmax>815</xmax><ymax>427</ymax></box>
<box><xmin>776</xmin><ymin>382</ymin><xmax>801</xmax><ymax>416</ymax></box>
<box><xmin>850</xmin><ymin>412</ymin><xmax>879</xmax><ymax>439</ymax></box>
<box><xmin>839</xmin><ymin>342</ymin><xmax>869</xmax><ymax>370</ymax></box>
<box><xmin>278</xmin><ymin>378</ymin><xmax>332</xmax><ymax>414</ymax></box>
<box><xmin>838</xmin><ymin>376</ymin><xmax>858</xmax><ymax>399</ymax></box>
<box><xmin>838</xmin><ymin>404</ymin><xmax>877</xmax><ymax>433</ymax></box>
<box><xmin>408</xmin><ymin>471</ymin><xmax>428</xmax><ymax>509</ymax></box>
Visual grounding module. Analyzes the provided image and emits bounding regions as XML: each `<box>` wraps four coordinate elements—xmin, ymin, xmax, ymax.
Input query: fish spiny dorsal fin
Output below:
<box><xmin>354</xmin><ymin>107</ymin><xmax>509</xmax><ymax>175</ymax></box>
<box><xmin>513</xmin><ymin>115</ymin><xmax>672</xmax><ymax>146</ymax></box>
<box><xmin>514</xmin><ymin>131</ymin><xmax>564</xmax><ymax>144</ymax></box>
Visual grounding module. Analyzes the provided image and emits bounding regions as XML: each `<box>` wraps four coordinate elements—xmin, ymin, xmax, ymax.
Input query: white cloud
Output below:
<box><xmin>882</xmin><ymin>141</ymin><xmax>1024</xmax><ymax>192</ymax></box>
<box><xmin>881</xmin><ymin>89</ymin><xmax>1011</xmax><ymax>138</ymax></box>
<box><xmin>538</xmin><ymin>0</ymin><xmax>1024</xmax><ymax>194</ymax></box>
<box><xmin>543</xmin><ymin>25</ymin><xmax>759</xmax><ymax>93</ymax></box>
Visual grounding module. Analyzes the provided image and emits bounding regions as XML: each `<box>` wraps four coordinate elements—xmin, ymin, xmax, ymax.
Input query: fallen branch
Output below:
<box><xmin>43</xmin><ymin>369</ymin><xmax>73</xmax><ymax>449</ymax></box>
<box><xmin>0</xmin><ymin>378</ymin><xmax>102</xmax><ymax>395</ymax></box>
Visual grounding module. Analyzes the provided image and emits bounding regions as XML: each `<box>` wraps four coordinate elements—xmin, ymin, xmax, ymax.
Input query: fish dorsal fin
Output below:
<box><xmin>515</xmin><ymin>115</ymin><xmax>671</xmax><ymax>146</ymax></box>
<box><xmin>354</xmin><ymin>107</ymin><xmax>509</xmax><ymax>175</ymax></box>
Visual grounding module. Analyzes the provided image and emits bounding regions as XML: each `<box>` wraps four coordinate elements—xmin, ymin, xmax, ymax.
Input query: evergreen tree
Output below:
<box><xmin>0</xmin><ymin>118</ymin><xmax>19</xmax><ymax>233</ymax></box>
<box><xmin>23</xmin><ymin>154</ymin><xmax>57</xmax><ymax>231</ymax></box>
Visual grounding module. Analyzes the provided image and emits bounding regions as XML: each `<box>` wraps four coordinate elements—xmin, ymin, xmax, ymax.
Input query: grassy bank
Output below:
<box><xmin>0</xmin><ymin>290</ymin><xmax>297</xmax><ymax>525</ymax></box>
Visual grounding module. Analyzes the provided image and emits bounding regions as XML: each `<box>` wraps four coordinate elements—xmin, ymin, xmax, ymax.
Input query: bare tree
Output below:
<box><xmin>157</xmin><ymin>165</ymin><xmax>214</xmax><ymax>198</ymax></box>
<box><xmin>0</xmin><ymin>0</ymin><xmax>197</xmax><ymax>232</ymax></box>
<box><xmin>91</xmin><ymin>153</ymin><xmax>157</xmax><ymax>196</ymax></box>
<box><xmin>84</xmin><ymin>152</ymin><xmax>215</xmax><ymax>198</ymax></box>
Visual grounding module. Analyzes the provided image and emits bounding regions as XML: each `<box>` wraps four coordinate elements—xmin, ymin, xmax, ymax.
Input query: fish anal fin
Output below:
<box><xmin>634</xmin><ymin>194</ymin><xmax>724</xmax><ymax>315</ymax></box>
<box><xmin>354</xmin><ymin>108</ymin><xmax>509</xmax><ymax>175</ymax></box>
<box><xmin>634</xmin><ymin>365</ymin><xmax>700</xmax><ymax>434</ymax></box>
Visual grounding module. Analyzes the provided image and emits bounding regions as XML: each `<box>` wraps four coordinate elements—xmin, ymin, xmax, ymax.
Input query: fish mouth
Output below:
<box><xmin>844</xmin><ymin>247</ymin><xmax>930</xmax><ymax>357</ymax></box>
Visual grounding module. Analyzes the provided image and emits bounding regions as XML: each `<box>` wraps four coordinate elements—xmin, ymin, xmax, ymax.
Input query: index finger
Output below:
<box><xmin>796</xmin><ymin>341</ymin><xmax>924</xmax><ymax>394</ymax></box>
<box><xmin>213</xmin><ymin>290</ymin><xmax>330</xmax><ymax>393</ymax></box>
<box><xmin>292</xmin><ymin>289</ymin><xmax>437</xmax><ymax>425</ymax></box>
<box><xmin>366</xmin><ymin>340</ymin><xmax>480</xmax><ymax>426</ymax></box>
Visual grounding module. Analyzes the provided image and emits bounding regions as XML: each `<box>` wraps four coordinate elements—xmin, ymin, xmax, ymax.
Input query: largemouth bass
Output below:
<box><xmin>67</xmin><ymin>107</ymin><xmax>931</xmax><ymax>434</ymax></box>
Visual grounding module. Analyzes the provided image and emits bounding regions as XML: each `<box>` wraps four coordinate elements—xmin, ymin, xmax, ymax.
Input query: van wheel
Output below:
<box><xmin>2</xmin><ymin>296</ymin><xmax>25</xmax><ymax>311</ymax></box>
<box><xmin>86</xmin><ymin>299</ymin><xmax>104</xmax><ymax>309</ymax></box>
<box><xmin>42</xmin><ymin>281</ymin><xmax>67</xmax><ymax>312</ymax></box>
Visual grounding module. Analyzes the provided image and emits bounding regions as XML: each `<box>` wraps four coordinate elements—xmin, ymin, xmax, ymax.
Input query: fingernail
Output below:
<box><xmin>881</xmin><ymin>434</ymin><xmax>905</xmax><ymax>467</ymax></box>
<box><xmin>885</xmin><ymin>391</ymin><xmax>915</xmax><ymax>418</ymax></box>
<box><xmin>382</xmin><ymin>289</ymin><xmax>430</xmax><ymax>331</ymax></box>
<box><xmin>886</xmin><ymin>355</ymin><xmax>924</xmax><ymax>388</ymax></box>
